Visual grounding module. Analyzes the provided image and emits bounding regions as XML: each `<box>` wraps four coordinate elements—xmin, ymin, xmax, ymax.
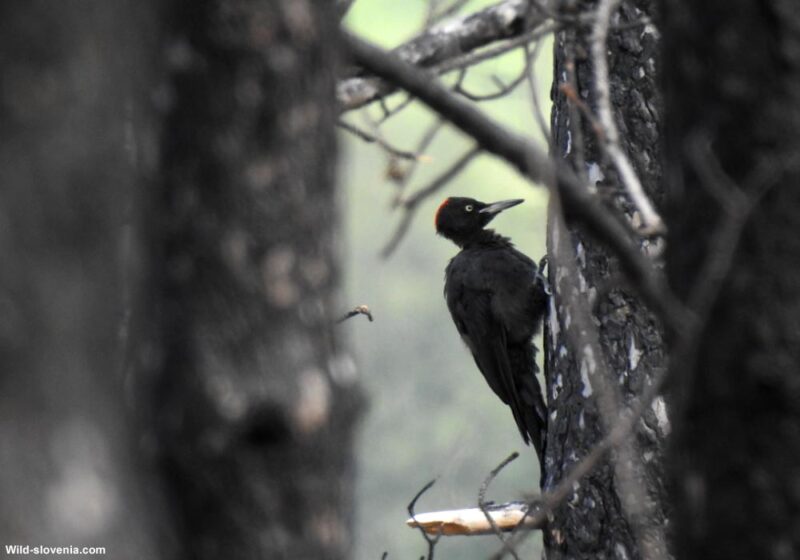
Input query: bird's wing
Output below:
<box><xmin>481</xmin><ymin>249</ymin><xmax>542</xmax><ymax>342</ymax></box>
<box><xmin>446</xmin><ymin>286</ymin><xmax>529</xmax><ymax>441</ymax></box>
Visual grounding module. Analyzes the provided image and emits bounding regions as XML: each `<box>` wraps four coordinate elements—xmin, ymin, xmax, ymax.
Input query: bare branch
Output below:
<box><xmin>479</xmin><ymin>452</ymin><xmax>522</xmax><ymax>560</ymax></box>
<box><xmin>590</xmin><ymin>0</ymin><xmax>664</xmax><ymax>234</ymax></box>
<box><xmin>338</xmin><ymin>0</ymin><xmax>545</xmax><ymax>110</ymax></box>
<box><xmin>407</xmin><ymin>501</ymin><xmax>539</xmax><ymax>535</ymax></box>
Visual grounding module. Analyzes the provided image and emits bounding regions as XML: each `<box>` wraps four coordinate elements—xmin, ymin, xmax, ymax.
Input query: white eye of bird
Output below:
<box><xmin>465</xmin><ymin>205</ymin><xmax>473</xmax><ymax>212</ymax></box>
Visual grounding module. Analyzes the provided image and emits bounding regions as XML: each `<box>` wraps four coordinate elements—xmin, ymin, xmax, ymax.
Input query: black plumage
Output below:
<box><xmin>435</xmin><ymin>197</ymin><xmax>548</xmax><ymax>462</ymax></box>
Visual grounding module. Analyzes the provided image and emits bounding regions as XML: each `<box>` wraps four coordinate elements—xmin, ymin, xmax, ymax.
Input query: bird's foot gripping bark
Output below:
<box><xmin>536</xmin><ymin>254</ymin><xmax>552</xmax><ymax>296</ymax></box>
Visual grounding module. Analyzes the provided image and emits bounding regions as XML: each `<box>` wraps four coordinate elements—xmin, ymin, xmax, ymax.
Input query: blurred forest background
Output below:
<box><xmin>341</xmin><ymin>2</ymin><xmax>549</xmax><ymax>558</ymax></box>
<box><xmin>6</xmin><ymin>0</ymin><xmax>800</xmax><ymax>560</ymax></box>
<box><xmin>4</xmin><ymin>0</ymin><xmax>800</xmax><ymax>559</ymax></box>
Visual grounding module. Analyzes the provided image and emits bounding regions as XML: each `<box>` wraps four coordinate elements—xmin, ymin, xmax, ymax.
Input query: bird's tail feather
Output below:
<box><xmin>509</xmin><ymin>344</ymin><xmax>548</xmax><ymax>465</ymax></box>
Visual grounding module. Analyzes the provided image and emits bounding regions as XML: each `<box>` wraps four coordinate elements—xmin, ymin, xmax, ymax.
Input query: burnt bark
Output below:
<box><xmin>0</xmin><ymin>2</ymin><xmax>165</xmax><ymax>557</ymax></box>
<box><xmin>544</xmin><ymin>1</ymin><xmax>670</xmax><ymax>557</ymax></box>
<box><xmin>146</xmin><ymin>1</ymin><xmax>364</xmax><ymax>559</ymax></box>
<box><xmin>662</xmin><ymin>1</ymin><xmax>800</xmax><ymax>557</ymax></box>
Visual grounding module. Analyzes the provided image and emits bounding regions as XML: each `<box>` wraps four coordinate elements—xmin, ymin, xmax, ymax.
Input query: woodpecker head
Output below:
<box><xmin>435</xmin><ymin>197</ymin><xmax>523</xmax><ymax>245</ymax></box>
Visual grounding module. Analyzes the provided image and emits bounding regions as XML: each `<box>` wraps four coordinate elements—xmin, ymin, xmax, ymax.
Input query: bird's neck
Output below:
<box><xmin>458</xmin><ymin>229</ymin><xmax>512</xmax><ymax>249</ymax></box>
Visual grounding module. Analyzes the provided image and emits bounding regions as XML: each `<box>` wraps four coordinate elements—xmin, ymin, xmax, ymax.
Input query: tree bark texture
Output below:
<box><xmin>544</xmin><ymin>1</ymin><xmax>670</xmax><ymax>557</ymax></box>
<box><xmin>147</xmin><ymin>1</ymin><xmax>363</xmax><ymax>559</ymax></box>
<box><xmin>662</xmin><ymin>1</ymin><xmax>800</xmax><ymax>557</ymax></box>
<box><xmin>0</xmin><ymin>3</ymin><xmax>165</xmax><ymax>558</ymax></box>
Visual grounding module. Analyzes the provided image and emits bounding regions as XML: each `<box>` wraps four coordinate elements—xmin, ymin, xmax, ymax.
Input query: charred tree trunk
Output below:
<box><xmin>544</xmin><ymin>1</ymin><xmax>670</xmax><ymax>557</ymax></box>
<box><xmin>0</xmin><ymin>3</ymin><xmax>165</xmax><ymax>557</ymax></box>
<box><xmin>146</xmin><ymin>1</ymin><xmax>364</xmax><ymax>559</ymax></box>
<box><xmin>0</xmin><ymin>2</ymin><xmax>361</xmax><ymax>558</ymax></box>
<box><xmin>662</xmin><ymin>1</ymin><xmax>800</xmax><ymax>557</ymax></box>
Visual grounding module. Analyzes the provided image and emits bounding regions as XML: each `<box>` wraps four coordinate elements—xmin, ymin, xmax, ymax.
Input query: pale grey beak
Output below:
<box><xmin>480</xmin><ymin>199</ymin><xmax>524</xmax><ymax>215</ymax></box>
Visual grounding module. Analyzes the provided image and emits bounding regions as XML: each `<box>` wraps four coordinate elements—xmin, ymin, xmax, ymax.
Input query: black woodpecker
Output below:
<box><xmin>435</xmin><ymin>196</ymin><xmax>548</xmax><ymax>464</ymax></box>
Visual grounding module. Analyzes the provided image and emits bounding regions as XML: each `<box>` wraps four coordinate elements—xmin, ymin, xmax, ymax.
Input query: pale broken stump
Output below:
<box><xmin>406</xmin><ymin>501</ymin><xmax>543</xmax><ymax>536</ymax></box>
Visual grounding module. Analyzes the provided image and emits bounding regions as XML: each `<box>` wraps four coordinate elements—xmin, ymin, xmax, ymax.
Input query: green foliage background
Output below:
<box><xmin>340</xmin><ymin>2</ymin><xmax>551</xmax><ymax>558</ymax></box>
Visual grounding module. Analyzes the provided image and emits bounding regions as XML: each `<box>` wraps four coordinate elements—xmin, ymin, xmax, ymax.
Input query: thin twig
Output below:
<box><xmin>408</xmin><ymin>479</ymin><xmax>442</xmax><ymax>560</ymax></box>
<box><xmin>669</xmin><ymin>135</ymin><xmax>780</xmax><ymax>402</ymax></box>
<box><xmin>478</xmin><ymin>452</ymin><xmax>521</xmax><ymax>560</ymax></box>
<box><xmin>359</xmin><ymin>110</ymin><xmax>419</xmax><ymax>183</ymax></box>
<box><xmin>381</xmin><ymin>146</ymin><xmax>481</xmax><ymax>258</ymax></box>
<box><xmin>525</xmin><ymin>40</ymin><xmax>551</xmax><ymax>147</ymax></box>
<box><xmin>424</xmin><ymin>0</ymin><xmax>442</xmax><ymax>28</ymax></box>
<box><xmin>391</xmin><ymin>117</ymin><xmax>446</xmax><ymax>203</ymax></box>
<box><xmin>590</xmin><ymin>0</ymin><xmax>663</xmax><ymax>233</ymax></box>
<box><xmin>427</xmin><ymin>0</ymin><xmax>470</xmax><ymax>26</ymax></box>
<box><xmin>377</xmin><ymin>94</ymin><xmax>416</xmax><ymax>125</ymax></box>
<box><xmin>454</xmin><ymin>47</ymin><xmax>532</xmax><ymax>102</ymax></box>
<box><xmin>558</xmin><ymin>82</ymin><xmax>604</xmax><ymax>140</ymax></box>
<box><xmin>434</xmin><ymin>23</ymin><xmax>559</xmax><ymax>77</ymax></box>
<box><xmin>403</xmin><ymin>146</ymin><xmax>481</xmax><ymax>209</ymax></box>
<box><xmin>381</xmin><ymin>212</ymin><xmax>414</xmax><ymax>259</ymax></box>
<box><xmin>336</xmin><ymin>305</ymin><xmax>374</xmax><ymax>323</ymax></box>
<box><xmin>337</xmin><ymin>120</ymin><xmax>421</xmax><ymax>161</ymax></box>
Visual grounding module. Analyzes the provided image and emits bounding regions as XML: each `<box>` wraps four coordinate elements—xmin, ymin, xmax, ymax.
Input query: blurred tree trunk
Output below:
<box><xmin>544</xmin><ymin>1</ymin><xmax>670</xmax><ymax>557</ymax></box>
<box><xmin>0</xmin><ymin>3</ymin><xmax>165</xmax><ymax>558</ymax></box>
<box><xmin>146</xmin><ymin>1</ymin><xmax>364</xmax><ymax>559</ymax></box>
<box><xmin>662</xmin><ymin>1</ymin><xmax>800</xmax><ymax>557</ymax></box>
